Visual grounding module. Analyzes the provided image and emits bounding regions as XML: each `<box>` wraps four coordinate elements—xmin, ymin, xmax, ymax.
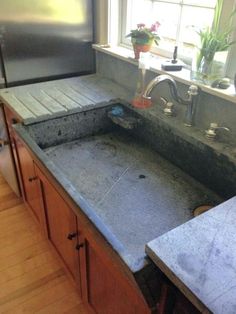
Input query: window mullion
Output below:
<box><xmin>175</xmin><ymin>0</ymin><xmax>183</xmax><ymax>45</ymax></box>
<box><xmin>152</xmin><ymin>0</ymin><xmax>215</xmax><ymax>10</ymax></box>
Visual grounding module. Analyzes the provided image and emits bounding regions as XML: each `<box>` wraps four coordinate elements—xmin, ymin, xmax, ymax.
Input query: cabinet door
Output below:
<box><xmin>80</xmin><ymin>236</ymin><xmax>149</xmax><ymax>314</ymax></box>
<box><xmin>35</xmin><ymin>165</ymin><xmax>82</xmax><ymax>293</ymax></box>
<box><xmin>14</xmin><ymin>134</ymin><xmax>43</xmax><ymax>224</ymax></box>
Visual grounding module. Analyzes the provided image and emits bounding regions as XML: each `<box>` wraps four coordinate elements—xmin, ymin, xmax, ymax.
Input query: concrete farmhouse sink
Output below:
<box><xmin>14</xmin><ymin>103</ymin><xmax>222</xmax><ymax>271</ymax></box>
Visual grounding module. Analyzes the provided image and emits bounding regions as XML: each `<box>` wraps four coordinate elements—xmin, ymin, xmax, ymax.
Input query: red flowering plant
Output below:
<box><xmin>126</xmin><ymin>22</ymin><xmax>161</xmax><ymax>46</ymax></box>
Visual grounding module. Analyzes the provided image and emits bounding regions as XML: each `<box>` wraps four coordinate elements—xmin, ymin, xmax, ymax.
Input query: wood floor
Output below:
<box><xmin>0</xmin><ymin>174</ymin><xmax>87</xmax><ymax>313</ymax></box>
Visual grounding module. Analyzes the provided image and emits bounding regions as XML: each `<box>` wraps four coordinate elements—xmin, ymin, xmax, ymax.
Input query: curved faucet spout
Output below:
<box><xmin>142</xmin><ymin>74</ymin><xmax>200</xmax><ymax>127</ymax></box>
<box><xmin>142</xmin><ymin>74</ymin><xmax>188</xmax><ymax>105</ymax></box>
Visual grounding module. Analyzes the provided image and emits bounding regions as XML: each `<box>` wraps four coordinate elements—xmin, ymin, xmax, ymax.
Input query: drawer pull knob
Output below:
<box><xmin>28</xmin><ymin>176</ymin><xmax>37</xmax><ymax>182</ymax></box>
<box><xmin>67</xmin><ymin>233</ymin><xmax>77</xmax><ymax>240</ymax></box>
<box><xmin>76</xmin><ymin>243</ymin><xmax>84</xmax><ymax>250</ymax></box>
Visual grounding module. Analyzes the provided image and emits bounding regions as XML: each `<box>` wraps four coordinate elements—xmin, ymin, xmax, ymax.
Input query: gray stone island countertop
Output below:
<box><xmin>0</xmin><ymin>74</ymin><xmax>132</xmax><ymax>124</ymax></box>
<box><xmin>146</xmin><ymin>197</ymin><xmax>236</xmax><ymax>314</ymax></box>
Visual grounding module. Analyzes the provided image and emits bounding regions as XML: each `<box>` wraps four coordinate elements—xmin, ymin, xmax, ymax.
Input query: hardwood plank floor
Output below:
<box><xmin>0</xmin><ymin>175</ymin><xmax>87</xmax><ymax>313</ymax></box>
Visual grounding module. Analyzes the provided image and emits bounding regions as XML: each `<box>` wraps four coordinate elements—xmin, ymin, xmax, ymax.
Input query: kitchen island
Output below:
<box><xmin>146</xmin><ymin>197</ymin><xmax>236</xmax><ymax>314</ymax></box>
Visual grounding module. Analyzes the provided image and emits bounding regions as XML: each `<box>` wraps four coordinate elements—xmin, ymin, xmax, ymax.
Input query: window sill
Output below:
<box><xmin>93</xmin><ymin>44</ymin><xmax>236</xmax><ymax>104</ymax></box>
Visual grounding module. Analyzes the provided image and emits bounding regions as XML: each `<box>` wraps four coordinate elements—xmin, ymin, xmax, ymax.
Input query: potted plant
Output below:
<box><xmin>126</xmin><ymin>22</ymin><xmax>161</xmax><ymax>59</ymax></box>
<box><xmin>192</xmin><ymin>0</ymin><xmax>236</xmax><ymax>84</ymax></box>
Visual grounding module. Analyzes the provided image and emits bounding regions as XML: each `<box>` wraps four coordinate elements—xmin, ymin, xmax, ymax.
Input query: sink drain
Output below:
<box><xmin>193</xmin><ymin>205</ymin><xmax>213</xmax><ymax>217</ymax></box>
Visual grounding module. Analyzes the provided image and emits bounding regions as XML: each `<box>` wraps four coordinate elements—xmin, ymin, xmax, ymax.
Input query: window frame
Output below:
<box><xmin>115</xmin><ymin>0</ymin><xmax>236</xmax><ymax>77</ymax></box>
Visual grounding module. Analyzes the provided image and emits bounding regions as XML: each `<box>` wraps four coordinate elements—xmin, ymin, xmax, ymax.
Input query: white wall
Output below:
<box><xmin>94</xmin><ymin>0</ymin><xmax>109</xmax><ymax>44</ymax></box>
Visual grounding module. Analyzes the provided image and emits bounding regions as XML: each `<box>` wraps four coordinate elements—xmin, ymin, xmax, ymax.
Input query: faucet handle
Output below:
<box><xmin>188</xmin><ymin>85</ymin><xmax>199</xmax><ymax>96</ymax></box>
<box><xmin>160</xmin><ymin>97</ymin><xmax>174</xmax><ymax>116</ymax></box>
<box><xmin>205</xmin><ymin>123</ymin><xmax>230</xmax><ymax>140</ymax></box>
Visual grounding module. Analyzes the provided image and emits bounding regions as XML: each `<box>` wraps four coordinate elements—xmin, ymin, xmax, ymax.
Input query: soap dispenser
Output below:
<box><xmin>132</xmin><ymin>53</ymin><xmax>152</xmax><ymax>109</ymax></box>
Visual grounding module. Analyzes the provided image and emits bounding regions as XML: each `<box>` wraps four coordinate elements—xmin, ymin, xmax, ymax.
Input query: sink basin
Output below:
<box><xmin>18</xmin><ymin>103</ymin><xmax>222</xmax><ymax>271</ymax></box>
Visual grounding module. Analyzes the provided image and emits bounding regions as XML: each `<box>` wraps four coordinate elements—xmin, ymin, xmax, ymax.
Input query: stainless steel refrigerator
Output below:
<box><xmin>0</xmin><ymin>0</ymin><xmax>95</xmax><ymax>196</ymax></box>
<box><xmin>0</xmin><ymin>0</ymin><xmax>94</xmax><ymax>87</ymax></box>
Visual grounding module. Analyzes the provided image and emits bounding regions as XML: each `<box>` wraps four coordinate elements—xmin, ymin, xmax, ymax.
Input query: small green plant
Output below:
<box><xmin>126</xmin><ymin>22</ymin><xmax>161</xmax><ymax>46</ymax></box>
<box><xmin>196</xmin><ymin>0</ymin><xmax>236</xmax><ymax>69</ymax></box>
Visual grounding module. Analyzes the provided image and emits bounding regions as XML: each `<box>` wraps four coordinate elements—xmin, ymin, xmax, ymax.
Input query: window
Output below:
<box><xmin>121</xmin><ymin>0</ymin><xmax>218</xmax><ymax>60</ymax></box>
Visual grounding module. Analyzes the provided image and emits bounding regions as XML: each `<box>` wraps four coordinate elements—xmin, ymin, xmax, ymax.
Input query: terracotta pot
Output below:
<box><xmin>132</xmin><ymin>43</ymin><xmax>152</xmax><ymax>60</ymax></box>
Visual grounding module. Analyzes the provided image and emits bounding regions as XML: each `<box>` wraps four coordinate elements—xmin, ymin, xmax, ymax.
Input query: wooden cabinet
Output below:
<box><xmin>13</xmin><ymin>134</ymin><xmax>44</xmax><ymax>224</ymax></box>
<box><xmin>33</xmin><ymin>163</ymin><xmax>150</xmax><ymax>313</ymax></box>
<box><xmin>34</xmin><ymin>164</ymin><xmax>148</xmax><ymax>313</ymax></box>
<box><xmin>80</xmin><ymin>235</ymin><xmax>149</xmax><ymax>314</ymax></box>
<box><xmin>35</xmin><ymin>165</ymin><xmax>82</xmax><ymax>295</ymax></box>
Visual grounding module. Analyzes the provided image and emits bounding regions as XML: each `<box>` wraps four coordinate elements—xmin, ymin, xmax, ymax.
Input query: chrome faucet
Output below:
<box><xmin>142</xmin><ymin>74</ymin><xmax>200</xmax><ymax>126</ymax></box>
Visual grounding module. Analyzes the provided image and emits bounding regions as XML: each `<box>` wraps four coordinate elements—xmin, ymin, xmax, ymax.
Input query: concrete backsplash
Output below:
<box><xmin>96</xmin><ymin>51</ymin><xmax>236</xmax><ymax>145</ymax></box>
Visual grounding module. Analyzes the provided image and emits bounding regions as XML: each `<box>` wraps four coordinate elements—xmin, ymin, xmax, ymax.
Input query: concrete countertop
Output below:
<box><xmin>146</xmin><ymin>197</ymin><xmax>236</xmax><ymax>313</ymax></box>
<box><xmin>0</xmin><ymin>74</ymin><xmax>132</xmax><ymax>124</ymax></box>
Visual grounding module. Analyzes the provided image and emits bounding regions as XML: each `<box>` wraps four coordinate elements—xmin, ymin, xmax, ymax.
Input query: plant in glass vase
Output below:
<box><xmin>192</xmin><ymin>0</ymin><xmax>236</xmax><ymax>85</ymax></box>
<box><xmin>126</xmin><ymin>22</ymin><xmax>161</xmax><ymax>59</ymax></box>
